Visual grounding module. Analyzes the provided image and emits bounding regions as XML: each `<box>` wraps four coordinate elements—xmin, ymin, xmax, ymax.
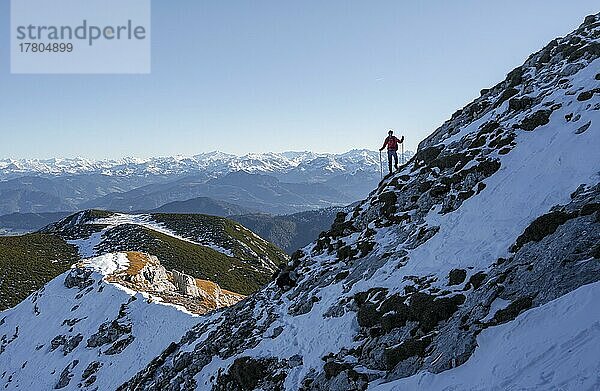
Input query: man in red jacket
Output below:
<box><xmin>379</xmin><ymin>130</ymin><xmax>404</xmax><ymax>173</ymax></box>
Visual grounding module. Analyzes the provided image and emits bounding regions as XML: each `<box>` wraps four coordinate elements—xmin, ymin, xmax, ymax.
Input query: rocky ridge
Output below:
<box><xmin>42</xmin><ymin>209</ymin><xmax>289</xmax><ymax>295</ymax></box>
<box><xmin>118</xmin><ymin>13</ymin><xmax>600</xmax><ymax>390</ymax></box>
<box><xmin>0</xmin><ymin>252</ymin><xmax>208</xmax><ymax>390</ymax></box>
<box><xmin>103</xmin><ymin>252</ymin><xmax>245</xmax><ymax>314</ymax></box>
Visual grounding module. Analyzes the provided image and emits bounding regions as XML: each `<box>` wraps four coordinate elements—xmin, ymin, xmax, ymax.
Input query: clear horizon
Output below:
<box><xmin>1</xmin><ymin>1</ymin><xmax>598</xmax><ymax>160</ymax></box>
<box><xmin>0</xmin><ymin>148</ymin><xmax>390</xmax><ymax>162</ymax></box>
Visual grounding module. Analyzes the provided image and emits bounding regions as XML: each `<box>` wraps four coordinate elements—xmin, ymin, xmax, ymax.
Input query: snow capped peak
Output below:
<box><xmin>0</xmin><ymin>149</ymin><xmax>413</xmax><ymax>180</ymax></box>
<box><xmin>280</xmin><ymin>150</ymin><xmax>317</xmax><ymax>162</ymax></box>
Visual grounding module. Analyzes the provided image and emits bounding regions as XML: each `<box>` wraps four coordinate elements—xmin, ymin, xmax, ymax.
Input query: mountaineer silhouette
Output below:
<box><xmin>379</xmin><ymin>130</ymin><xmax>404</xmax><ymax>174</ymax></box>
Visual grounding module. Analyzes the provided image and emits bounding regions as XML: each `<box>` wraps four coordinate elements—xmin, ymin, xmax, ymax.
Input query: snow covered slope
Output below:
<box><xmin>0</xmin><ymin>253</ymin><xmax>202</xmax><ymax>390</ymax></box>
<box><xmin>2</xmin><ymin>13</ymin><xmax>600</xmax><ymax>391</ymax></box>
<box><xmin>118</xmin><ymin>13</ymin><xmax>600</xmax><ymax>391</ymax></box>
<box><xmin>371</xmin><ymin>281</ymin><xmax>600</xmax><ymax>391</ymax></box>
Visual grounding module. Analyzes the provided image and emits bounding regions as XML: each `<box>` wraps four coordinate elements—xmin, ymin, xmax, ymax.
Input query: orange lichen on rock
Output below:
<box><xmin>91</xmin><ymin>252</ymin><xmax>246</xmax><ymax>315</ymax></box>
<box><xmin>195</xmin><ymin>279</ymin><xmax>219</xmax><ymax>296</ymax></box>
<box><xmin>124</xmin><ymin>251</ymin><xmax>152</xmax><ymax>275</ymax></box>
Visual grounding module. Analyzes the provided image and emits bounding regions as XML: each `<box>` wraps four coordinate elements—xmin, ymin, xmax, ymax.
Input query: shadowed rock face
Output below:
<box><xmin>117</xmin><ymin>14</ymin><xmax>600</xmax><ymax>391</ymax></box>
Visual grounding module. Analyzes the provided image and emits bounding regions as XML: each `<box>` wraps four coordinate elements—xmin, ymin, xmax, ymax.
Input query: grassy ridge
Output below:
<box><xmin>0</xmin><ymin>211</ymin><xmax>288</xmax><ymax>310</ymax></box>
<box><xmin>151</xmin><ymin>213</ymin><xmax>289</xmax><ymax>264</ymax></box>
<box><xmin>0</xmin><ymin>233</ymin><xmax>79</xmax><ymax>310</ymax></box>
<box><xmin>145</xmin><ymin>229</ymin><xmax>273</xmax><ymax>295</ymax></box>
<box><xmin>94</xmin><ymin>224</ymin><xmax>278</xmax><ymax>295</ymax></box>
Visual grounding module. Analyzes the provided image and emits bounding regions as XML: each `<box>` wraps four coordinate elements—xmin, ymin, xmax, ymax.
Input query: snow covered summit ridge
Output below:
<box><xmin>78</xmin><ymin>252</ymin><xmax>130</xmax><ymax>276</ymax></box>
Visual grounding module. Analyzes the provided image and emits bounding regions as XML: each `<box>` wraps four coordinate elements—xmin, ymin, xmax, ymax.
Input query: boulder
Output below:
<box><xmin>172</xmin><ymin>270</ymin><xmax>200</xmax><ymax>297</ymax></box>
<box><xmin>517</xmin><ymin>109</ymin><xmax>552</xmax><ymax>131</ymax></box>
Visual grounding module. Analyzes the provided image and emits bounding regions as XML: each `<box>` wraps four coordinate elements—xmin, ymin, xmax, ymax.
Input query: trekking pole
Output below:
<box><xmin>379</xmin><ymin>150</ymin><xmax>383</xmax><ymax>179</ymax></box>
<box><xmin>401</xmin><ymin>138</ymin><xmax>405</xmax><ymax>165</ymax></box>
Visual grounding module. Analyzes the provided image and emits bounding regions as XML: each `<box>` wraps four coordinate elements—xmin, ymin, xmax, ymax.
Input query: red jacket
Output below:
<box><xmin>381</xmin><ymin>135</ymin><xmax>403</xmax><ymax>151</ymax></box>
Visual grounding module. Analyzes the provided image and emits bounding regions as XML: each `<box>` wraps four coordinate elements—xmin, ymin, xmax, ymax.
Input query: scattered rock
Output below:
<box><xmin>50</xmin><ymin>334</ymin><xmax>83</xmax><ymax>356</ymax></box>
<box><xmin>81</xmin><ymin>361</ymin><xmax>102</xmax><ymax>381</ymax></box>
<box><xmin>87</xmin><ymin>318</ymin><xmax>132</xmax><ymax>349</ymax></box>
<box><xmin>275</xmin><ymin>266</ymin><xmax>300</xmax><ymax>292</ymax></box>
<box><xmin>409</xmin><ymin>293</ymin><xmax>466</xmax><ymax>332</ymax></box>
<box><xmin>466</xmin><ymin>272</ymin><xmax>487</xmax><ymax>290</ymax></box>
<box><xmin>560</xmin><ymin>63</ymin><xmax>585</xmax><ymax>77</ymax></box>
<box><xmin>508</xmin><ymin>96</ymin><xmax>533</xmax><ymax>111</ymax></box>
<box><xmin>517</xmin><ymin>110</ymin><xmax>552</xmax><ymax>131</ymax></box>
<box><xmin>511</xmin><ymin>210</ymin><xmax>576</xmax><ymax>252</ymax></box>
<box><xmin>506</xmin><ymin>67</ymin><xmax>524</xmax><ymax>87</ymax></box>
<box><xmin>270</xmin><ymin>326</ymin><xmax>284</xmax><ymax>339</ymax></box>
<box><xmin>476</xmin><ymin>182</ymin><xmax>486</xmax><ymax>194</ymax></box>
<box><xmin>577</xmin><ymin>89</ymin><xmax>598</xmax><ymax>101</ymax></box>
<box><xmin>384</xmin><ymin>338</ymin><xmax>431</xmax><ymax>369</ymax></box>
<box><xmin>64</xmin><ymin>269</ymin><xmax>94</xmax><ymax>290</ymax></box>
<box><xmin>330</xmin><ymin>212</ymin><xmax>356</xmax><ymax>238</ymax></box>
<box><xmin>476</xmin><ymin>160</ymin><xmax>501</xmax><ymax>177</ymax></box>
<box><xmin>491</xmin><ymin>297</ymin><xmax>533</xmax><ymax>324</ymax></box>
<box><xmin>357</xmin><ymin>302</ymin><xmax>380</xmax><ymax>329</ymax></box>
<box><xmin>334</xmin><ymin>270</ymin><xmax>350</xmax><ymax>282</ymax></box>
<box><xmin>104</xmin><ymin>335</ymin><xmax>135</xmax><ymax>355</ymax></box>
<box><xmin>430</xmin><ymin>184</ymin><xmax>450</xmax><ymax>198</ymax></box>
<box><xmin>324</xmin><ymin>360</ymin><xmax>353</xmax><ymax>379</ymax></box>
<box><xmin>478</xmin><ymin>121</ymin><xmax>500</xmax><ymax>135</ymax></box>
<box><xmin>495</xmin><ymin>87</ymin><xmax>519</xmax><ymax>108</ymax></box>
<box><xmin>414</xmin><ymin>145</ymin><xmax>444</xmax><ymax>166</ymax></box>
<box><xmin>432</xmin><ymin>152</ymin><xmax>471</xmax><ymax>171</ymax></box>
<box><xmin>379</xmin><ymin>191</ymin><xmax>398</xmax><ymax>217</ymax></box>
<box><xmin>575</xmin><ymin>121</ymin><xmax>592</xmax><ymax>134</ymax></box>
<box><xmin>62</xmin><ymin>318</ymin><xmax>85</xmax><ymax>327</ymax></box>
<box><xmin>448</xmin><ymin>269</ymin><xmax>467</xmax><ymax>286</ymax></box>
<box><xmin>214</xmin><ymin>356</ymin><xmax>285</xmax><ymax>391</ymax></box>
<box><xmin>580</xmin><ymin>203</ymin><xmax>600</xmax><ymax>216</ymax></box>
<box><xmin>55</xmin><ymin>360</ymin><xmax>78</xmax><ymax>389</ymax></box>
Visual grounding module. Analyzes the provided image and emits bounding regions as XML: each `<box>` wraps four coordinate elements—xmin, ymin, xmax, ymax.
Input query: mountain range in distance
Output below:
<box><xmin>0</xmin><ymin>149</ymin><xmax>414</xmax><ymax>216</ymax></box>
<box><xmin>0</xmin><ymin>149</ymin><xmax>409</xmax><ymax>179</ymax></box>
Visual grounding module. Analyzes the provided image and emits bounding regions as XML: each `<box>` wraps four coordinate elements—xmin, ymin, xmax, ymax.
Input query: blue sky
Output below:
<box><xmin>0</xmin><ymin>1</ymin><xmax>598</xmax><ymax>159</ymax></box>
